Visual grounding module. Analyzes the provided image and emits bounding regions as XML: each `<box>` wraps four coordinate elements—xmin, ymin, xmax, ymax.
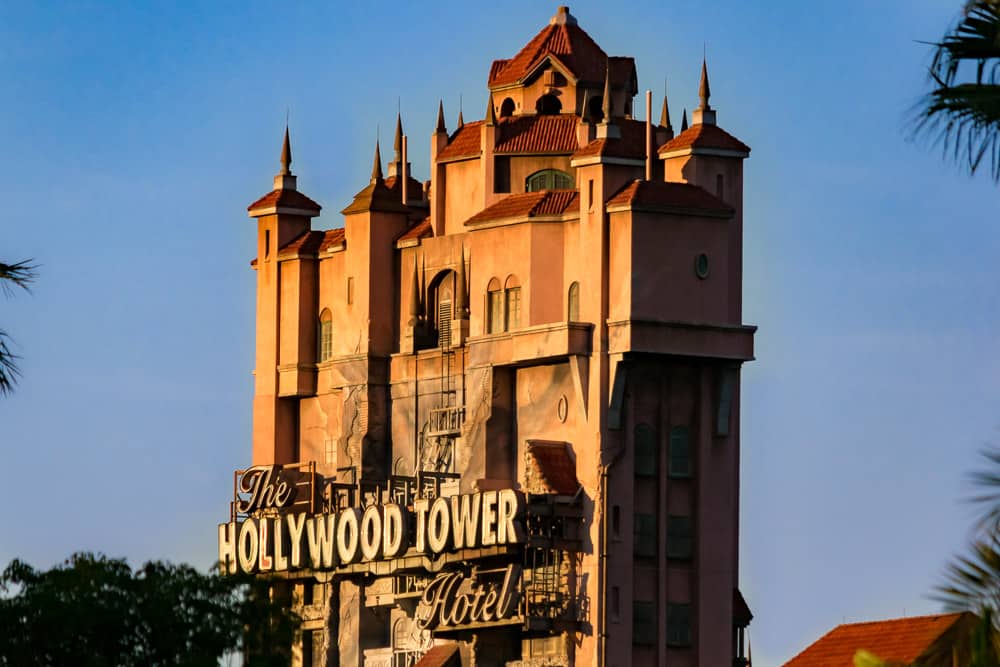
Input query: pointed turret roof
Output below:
<box><xmin>659</xmin><ymin>92</ymin><xmax>672</xmax><ymax>131</ymax></box>
<box><xmin>435</xmin><ymin>101</ymin><xmax>447</xmax><ymax>134</ymax></box>
<box><xmin>371</xmin><ymin>140</ymin><xmax>384</xmax><ymax>182</ymax></box>
<box><xmin>393</xmin><ymin>113</ymin><xmax>404</xmax><ymax>159</ymax></box>
<box><xmin>485</xmin><ymin>94</ymin><xmax>497</xmax><ymax>126</ymax></box>
<box><xmin>488</xmin><ymin>6</ymin><xmax>636</xmax><ymax>90</ymax></box>
<box><xmin>247</xmin><ymin>126</ymin><xmax>321</xmax><ymax>217</ymax></box>
<box><xmin>680</xmin><ymin>108</ymin><xmax>689</xmax><ymax>133</ymax></box>
<box><xmin>280</xmin><ymin>125</ymin><xmax>292</xmax><ymax>175</ymax></box>
<box><xmin>698</xmin><ymin>58</ymin><xmax>712</xmax><ymax>110</ymax></box>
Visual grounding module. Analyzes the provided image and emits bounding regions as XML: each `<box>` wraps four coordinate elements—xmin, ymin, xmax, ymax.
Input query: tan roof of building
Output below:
<box><xmin>658</xmin><ymin>123</ymin><xmax>750</xmax><ymax>154</ymax></box>
<box><xmin>606</xmin><ymin>179</ymin><xmax>732</xmax><ymax>214</ymax></box>
<box><xmin>396</xmin><ymin>217</ymin><xmax>432</xmax><ymax>244</ymax></box>
<box><xmin>437</xmin><ymin>121</ymin><xmax>484</xmax><ymax>161</ymax></box>
<box><xmin>784</xmin><ymin>613</ymin><xmax>971</xmax><ymax>667</ymax></box>
<box><xmin>488</xmin><ymin>11</ymin><xmax>634</xmax><ymax>88</ymax></box>
<box><xmin>465</xmin><ymin>190</ymin><xmax>579</xmax><ymax>225</ymax></box>
<box><xmin>247</xmin><ymin>188</ymin><xmax>322</xmax><ymax>215</ymax></box>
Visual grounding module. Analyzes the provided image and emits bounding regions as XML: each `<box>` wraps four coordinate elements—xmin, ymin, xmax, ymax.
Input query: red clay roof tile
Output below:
<box><xmin>273</xmin><ymin>228</ymin><xmax>345</xmax><ymax>260</ymax></box>
<box><xmin>784</xmin><ymin>613</ymin><xmax>969</xmax><ymax>667</ymax></box>
<box><xmin>465</xmin><ymin>190</ymin><xmax>579</xmax><ymax>225</ymax></box>
<box><xmin>413</xmin><ymin>644</ymin><xmax>460</xmax><ymax>667</ymax></box>
<box><xmin>384</xmin><ymin>175</ymin><xmax>424</xmax><ymax>202</ymax></box>
<box><xmin>606</xmin><ymin>179</ymin><xmax>732</xmax><ymax>214</ymax></box>
<box><xmin>247</xmin><ymin>188</ymin><xmax>321</xmax><ymax>214</ymax></box>
<box><xmin>437</xmin><ymin>121</ymin><xmax>483</xmax><ymax>161</ymax></box>
<box><xmin>396</xmin><ymin>217</ymin><xmax>431</xmax><ymax>244</ymax></box>
<box><xmin>495</xmin><ymin>114</ymin><xmax>580</xmax><ymax>154</ymax></box>
<box><xmin>658</xmin><ymin>123</ymin><xmax>750</xmax><ymax>154</ymax></box>
<box><xmin>525</xmin><ymin>441</ymin><xmax>579</xmax><ymax>495</ymax></box>
<box><xmin>488</xmin><ymin>16</ymin><xmax>634</xmax><ymax>89</ymax></box>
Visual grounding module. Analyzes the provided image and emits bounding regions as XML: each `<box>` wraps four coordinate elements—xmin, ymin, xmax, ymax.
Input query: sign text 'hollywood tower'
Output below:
<box><xmin>218</xmin><ymin>467</ymin><xmax>526</xmax><ymax>575</ymax></box>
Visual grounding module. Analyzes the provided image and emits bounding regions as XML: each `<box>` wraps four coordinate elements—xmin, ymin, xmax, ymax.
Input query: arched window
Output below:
<box><xmin>318</xmin><ymin>309</ymin><xmax>333</xmax><ymax>362</ymax></box>
<box><xmin>567</xmin><ymin>281</ymin><xmax>580</xmax><ymax>321</ymax></box>
<box><xmin>486</xmin><ymin>278</ymin><xmax>503</xmax><ymax>334</ymax></box>
<box><xmin>526</xmin><ymin>169</ymin><xmax>574</xmax><ymax>192</ymax></box>
<box><xmin>588</xmin><ymin>95</ymin><xmax>604</xmax><ymax>123</ymax></box>
<box><xmin>504</xmin><ymin>275</ymin><xmax>521</xmax><ymax>331</ymax></box>
<box><xmin>535</xmin><ymin>94</ymin><xmax>562</xmax><ymax>115</ymax></box>
<box><xmin>499</xmin><ymin>97</ymin><xmax>515</xmax><ymax>118</ymax></box>
<box><xmin>430</xmin><ymin>270</ymin><xmax>455</xmax><ymax>348</ymax></box>
<box><xmin>634</xmin><ymin>423</ymin><xmax>657</xmax><ymax>477</ymax></box>
<box><xmin>669</xmin><ymin>426</ymin><xmax>691</xmax><ymax>478</ymax></box>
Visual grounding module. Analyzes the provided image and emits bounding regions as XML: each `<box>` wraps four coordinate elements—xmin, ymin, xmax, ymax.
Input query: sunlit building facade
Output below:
<box><xmin>222</xmin><ymin>7</ymin><xmax>755</xmax><ymax>666</ymax></box>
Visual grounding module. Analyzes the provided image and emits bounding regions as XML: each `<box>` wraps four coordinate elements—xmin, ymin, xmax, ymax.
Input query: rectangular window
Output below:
<box><xmin>488</xmin><ymin>291</ymin><xmax>503</xmax><ymax>334</ymax></box>
<box><xmin>633</xmin><ymin>512</ymin><xmax>657</xmax><ymax>558</ymax></box>
<box><xmin>632</xmin><ymin>600</ymin><xmax>656</xmax><ymax>646</ymax></box>
<box><xmin>494</xmin><ymin>156</ymin><xmax>511</xmax><ymax>193</ymax></box>
<box><xmin>438</xmin><ymin>300</ymin><xmax>452</xmax><ymax>348</ymax></box>
<box><xmin>716</xmin><ymin>368</ymin><xmax>735</xmax><ymax>436</ymax></box>
<box><xmin>669</xmin><ymin>426</ymin><xmax>691</xmax><ymax>478</ymax></box>
<box><xmin>505</xmin><ymin>287</ymin><xmax>521</xmax><ymax>330</ymax></box>
<box><xmin>319</xmin><ymin>321</ymin><xmax>332</xmax><ymax>362</ymax></box>
<box><xmin>666</xmin><ymin>515</ymin><xmax>693</xmax><ymax>560</ymax></box>
<box><xmin>667</xmin><ymin>603</ymin><xmax>692</xmax><ymax>647</ymax></box>
<box><xmin>264</xmin><ymin>230</ymin><xmax>271</xmax><ymax>258</ymax></box>
<box><xmin>324</xmin><ymin>437</ymin><xmax>335</xmax><ymax>465</ymax></box>
<box><xmin>588</xmin><ymin>179</ymin><xmax>594</xmax><ymax>211</ymax></box>
<box><xmin>612</xmin><ymin>505</ymin><xmax>621</xmax><ymax>540</ymax></box>
<box><xmin>347</xmin><ymin>277</ymin><xmax>355</xmax><ymax>305</ymax></box>
<box><xmin>634</xmin><ymin>424</ymin><xmax>658</xmax><ymax>477</ymax></box>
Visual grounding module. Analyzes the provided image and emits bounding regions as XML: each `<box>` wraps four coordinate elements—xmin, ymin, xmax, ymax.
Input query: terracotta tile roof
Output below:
<box><xmin>437</xmin><ymin>121</ymin><xmax>483</xmax><ymax>161</ymax></box>
<box><xmin>247</xmin><ymin>188</ymin><xmax>321</xmax><ymax>215</ymax></box>
<box><xmin>396</xmin><ymin>217</ymin><xmax>431</xmax><ymax>244</ymax></box>
<box><xmin>495</xmin><ymin>114</ymin><xmax>580</xmax><ymax>154</ymax></box>
<box><xmin>341</xmin><ymin>180</ymin><xmax>409</xmax><ymax>215</ymax></box>
<box><xmin>488</xmin><ymin>16</ymin><xmax>635</xmax><ymax>89</ymax></box>
<box><xmin>385</xmin><ymin>174</ymin><xmax>424</xmax><ymax>202</ymax></box>
<box><xmin>465</xmin><ymin>190</ymin><xmax>579</xmax><ymax>225</ymax></box>
<box><xmin>606</xmin><ymin>179</ymin><xmax>732</xmax><ymax>214</ymax></box>
<box><xmin>413</xmin><ymin>644</ymin><xmax>460</xmax><ymax>667</ymax></box>
<box><xmin>572</xmin><ymin>119</ymin><xmax>649</xmax><ymax>160</ymax></box>
<box><xmin>658</xmin><ymin>123</ymin><xmax>750</xmax><ymax>155</ymax></box>
<box><xmin>273</xmin><ymin>228</ymin><xmax>345</xmax><ymax>261</ymax></box>
<box><xmin>784</xmin><ymin>613</ymin><xmax>969</xmax><ymax>667</ymax></box>
<box><xmin>525</xmin><ymin>441</ymin><xmax>579</xmax><ymax>496</ymax></box>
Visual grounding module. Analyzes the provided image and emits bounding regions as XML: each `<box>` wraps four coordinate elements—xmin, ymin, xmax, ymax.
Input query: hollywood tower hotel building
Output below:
<box><xmin>221</xmin><ymin>7</ymin><xmax>755</xmax><ymax>667</ymax></box>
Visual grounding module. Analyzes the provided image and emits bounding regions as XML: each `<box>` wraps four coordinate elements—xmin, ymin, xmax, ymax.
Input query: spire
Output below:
<box><xmin>371</xmin><ymin>140</ymin><xmax>384</xmax><ymax>183</ymax></box>
<box><xmin>698</xmin><ymin>58</ymin><xmax>711</xmax><ymax>110</ymax></box>
<box><xmin>601</xmin><ymin>63</ymin><xmax>612</xmax><ymax>122</ymax></box>
<box><xmin>660</xmin><ymin>93</ymin><xmax>672</xmax><ymax>132</ymax></box>
<box><xmin>408</xmin><ymin>255</ymin><xmax>420</xmax><ymax>323</ymax></box>
<box><xmin>435</xmin><ymin>100</ymin><xmax>447</xmax><ymax>134</ymax></box>
<box><xmin>280</xmin><ymin>125</ymin><xmax>292</xmax><ymax>176</ymax></box>
<box><xmin>457</xmin><ymin>109</ymin><xmax>464</xmax><ymax>128</ymax></box>
<box><xmin>393</xmin><ymin>113</ymin><xmax>404</xmax><ymax>161</ymax></box>
<box><xmin>681</xmin><ymin>108</ymin><xmax>689</xmax><ymax>132</ymax></box>
<box><xmin>455</xmin><ymin>246</ymin><xmax>467</xmax><ymax>316</ymax></box>
<box><xmin>485</xmin><ymin>94</ymin><xmax>496</xmax><ymax>126</ymax></box>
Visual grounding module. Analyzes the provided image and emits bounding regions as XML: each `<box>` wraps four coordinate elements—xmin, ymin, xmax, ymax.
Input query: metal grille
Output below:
<box><xmin>438</xmin><ymin>300</ymin><xmax>452</xmax><ymax>348</ymax></box>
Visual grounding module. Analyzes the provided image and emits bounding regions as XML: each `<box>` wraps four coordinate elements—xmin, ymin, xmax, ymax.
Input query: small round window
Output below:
<box><xmin>695</xmin><ymin>253</ymin><xmax>710</xmax><ymax>279</ymax></box>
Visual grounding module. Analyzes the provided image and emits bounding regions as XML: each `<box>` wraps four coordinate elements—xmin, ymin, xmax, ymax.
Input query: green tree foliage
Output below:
<box><xmin>0</xmin><ymin>259</ymin><xmax>37</xmax><ymax>395</ymax></box>
<box><xmin>912</xmin><ymin>1</ymin><xmax>1000</xmax><ymax>181</ymax></box>
<box><xmin>0</xmin><ymin>553</ymin><xmax>298</xmax><ymax>667</ymax></box>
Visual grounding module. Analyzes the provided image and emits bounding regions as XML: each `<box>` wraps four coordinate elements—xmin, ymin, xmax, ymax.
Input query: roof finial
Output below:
<box><xmin>698</xmin><ymin>57</ymin><xmax>711</xmax><ymax>111</ymax></box>
<box><xmin>408</xmin><ymin>255</ymin><xmax>420</xmax><ymax>324</ymax></box>
<box><xmin>455</xmin><ymin>245</ymin><xmax>468</xmax><ymax>316</ymax></box>
<box><xmin>393</xmin><ymin>112</ymin><xmax>404</xmax><ymax>161</ymax></box>
<box><xmin>435</xmin><ymin>100</ymin><xmax>447</xmax><ymax>134</ymax></box>
<box><xmin>601</xmin><ymin>62</ymin><xmax>612</xmax><ymax>123</ymax></box>
<box><xmin>550</xmin><ymin>6</ymin><xmax>577</xmax><ymax>26</ymax></box>
<box><xmin>458</xmin><ymin>94</ymin><xmax>464</xmax><ymax>128</ymax></box>
<box><xmin>580</xmin><ymin>89</ymin><xmax>590</xmax><ymax>123</ymax></box>
<box><xmin>371</xmin><ymin>139</ymin><xmax>384</xmax><ymax>183</ymax></box>
<box><xmin>660</xmin><ymin>81</ymin><xmax>673</xmax><ymax>133</ymax></box>
<box><xmin>280</xmin><ymin>125</ymin><xmax>292</xmax><ymax>176</ymax></box>
<box><xmin>485</xmin><ymin>93</ymin><xmax>496</xmax><ymax>126</ymax></box>
<box><xmin>680</xmin><ymin>108</ymin><xmax>689</xmax><ymax>132</ymax></box>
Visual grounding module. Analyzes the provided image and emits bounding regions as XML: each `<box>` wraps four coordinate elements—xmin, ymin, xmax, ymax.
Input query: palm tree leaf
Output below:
<box><xmin>0</xmin><ymin>260</ymin><xmax>37</xmax><ymax>296</ymax></box>
<box><xmin>0</xmin><ymin>330</ymin><xmax>20</xmax><ymax>396</ymax></box>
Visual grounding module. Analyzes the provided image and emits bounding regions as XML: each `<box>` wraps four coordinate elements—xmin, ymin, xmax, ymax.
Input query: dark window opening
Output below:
<box><xmin>716</xmin><ymin>173</ymin><xmax>724</xmax><ymax>199</ymax></box>
<box><xmin>526</xmin><ymin>169</ymin><xmax>574</xmax><ymax>192</ymax></box>
<box><xmin>669</xmin><ymin>426</ymin><xmax>691</xmax><ymax>478</ymax></box>
<box><xmin>667</xmin><ymin>604</ymin><xmax>692</xmax><ymax>647</ymax></box>
<box><xmin>536</xmin><ymin>94</ymin><xmax>562</xmax><ymax>115</ymax></box>
<box><xmin>632</xmin><ymin>600</ymin><xmax>656</xmax><ymax>645</ymax></box>
<box><xmin>666</xmin><ymin>515</ymin><xmax>693</xmax><ymax>560</ymax></box>
<box><xmin>499</xmin><ymin>97</ymin><xmax>515</xmax><ymax>118</ymax></box>
<box><xmin>633</xmin><ymin>512</ymin><xmax>656</xmax><ymax>558</ymax></box>
<box><xmin>567</xmin><ymin>281</ymin><xmax>580</xmax><ymax>321</ymax></box>
<box><xmin>494</xmin><ymin>156</ymin><xmax>511</xmax><ymax>193</ymax></box>
<box><xmin>634</xmin><ymin>423</ymin><xmax>657</xmax><ymax>477</ymax></box>
<box><xmin>588</xmin><ymin>95</ymin><xmax>604</xmax><ymax>123</ymax></box>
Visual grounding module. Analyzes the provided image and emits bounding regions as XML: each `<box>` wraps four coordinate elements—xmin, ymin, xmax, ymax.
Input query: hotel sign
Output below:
<box><xmin>219</xmin><ymin>466</ymin><xmax>526</xmax><ymax>576</ymax></box>
<box><xmin>415</xmin><ymin>564</ymin><xmax>521</xmax><ymax>630</ymax></box>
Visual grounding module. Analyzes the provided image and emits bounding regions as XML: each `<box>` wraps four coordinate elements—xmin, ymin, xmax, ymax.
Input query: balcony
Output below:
<box><xmin>427</xmin><ymin>406</ymin><xmax>465</xmax><ymax>437</ymax></box>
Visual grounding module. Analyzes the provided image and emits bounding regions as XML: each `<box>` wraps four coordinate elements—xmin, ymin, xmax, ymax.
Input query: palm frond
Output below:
<box><xmin>934</xmin><ymin>531</ymin><xmax>1000</xmax><ymax>614</ymax></box>
<box><xmin>0</xmin><ymin>260</ymin><xmax>37</xmax><ymax>297</ymax></box>
<box><xmin>911</xmin><ymin>0</ymin><xmax>1000</xmax><ymax>181</ymax></box>
<box><xmin>0</xmin><ymin>330</ymin><xmax>20</xmax><ymax>396</ymax></box>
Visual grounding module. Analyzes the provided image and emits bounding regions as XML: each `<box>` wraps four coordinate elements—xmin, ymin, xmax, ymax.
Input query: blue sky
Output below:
<box><xmin>0</xmin><ymin>1</ymin><xmax>997</xmax><ymax>664</ymax></box>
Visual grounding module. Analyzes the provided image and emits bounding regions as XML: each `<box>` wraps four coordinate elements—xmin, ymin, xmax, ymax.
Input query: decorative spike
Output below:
<box><xmin>680</xmin><ymin>108</ymin><xmax>689</xmax><ymax>132</ymax></box>
<box><xmin>455</xmin><ymin>246</ymin><xmax>467</xmax><ymax>316</ymax></box>
<box><xmin>419</xmin><ymin>256</ymin><xmax>427</xmax><ymax>317</ymax></box>
<box><xmin>371</xmin><ymin>140</ymin><xmax>384</xmax><ymax>183</ymax></box>
<box><xmin>485</xmin><ymin>94</ymin><xmax>496</xmax><ymax>126</ymax></box>
<box><xmin>408</xmin><ymin>255</ymin><xmax>420</xmax><ymax>323</ymax></box>
<box><xmin>280</xmin><ymin>125</ymin><xmax>292</xmax><ymax>176</ymax></box>
<box><xmin>393</xmin><ymin>113</ymin><xmax>404</xmax><ymax>159</ymax></box>
<box><xmin>435</xmin><ymin>100</ymin><xmax>447</xmax><ymax>134</ymax></box>
<box><xmin>660</xmin><ymin>93</ymin><xmax>672</xmax><ymax>131</ymax></box>
<box><xmin>601</xmin><ymin>63</ymin><xmax>612</xmax><ymax>122</ymax></box>
<box><xmin>457</xmin><ymin>109</ymin><xmax>464</xmax><ymax>128</ymax></box>
<box><xmin>580</xmin><ymin>90</ymin><xmax>590</xmax><ymax>122</ymax></box>
<box><xmin>698</xmin><ymin>58</ymin><xmax>712</xmax><ymax>110</ymax></box>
